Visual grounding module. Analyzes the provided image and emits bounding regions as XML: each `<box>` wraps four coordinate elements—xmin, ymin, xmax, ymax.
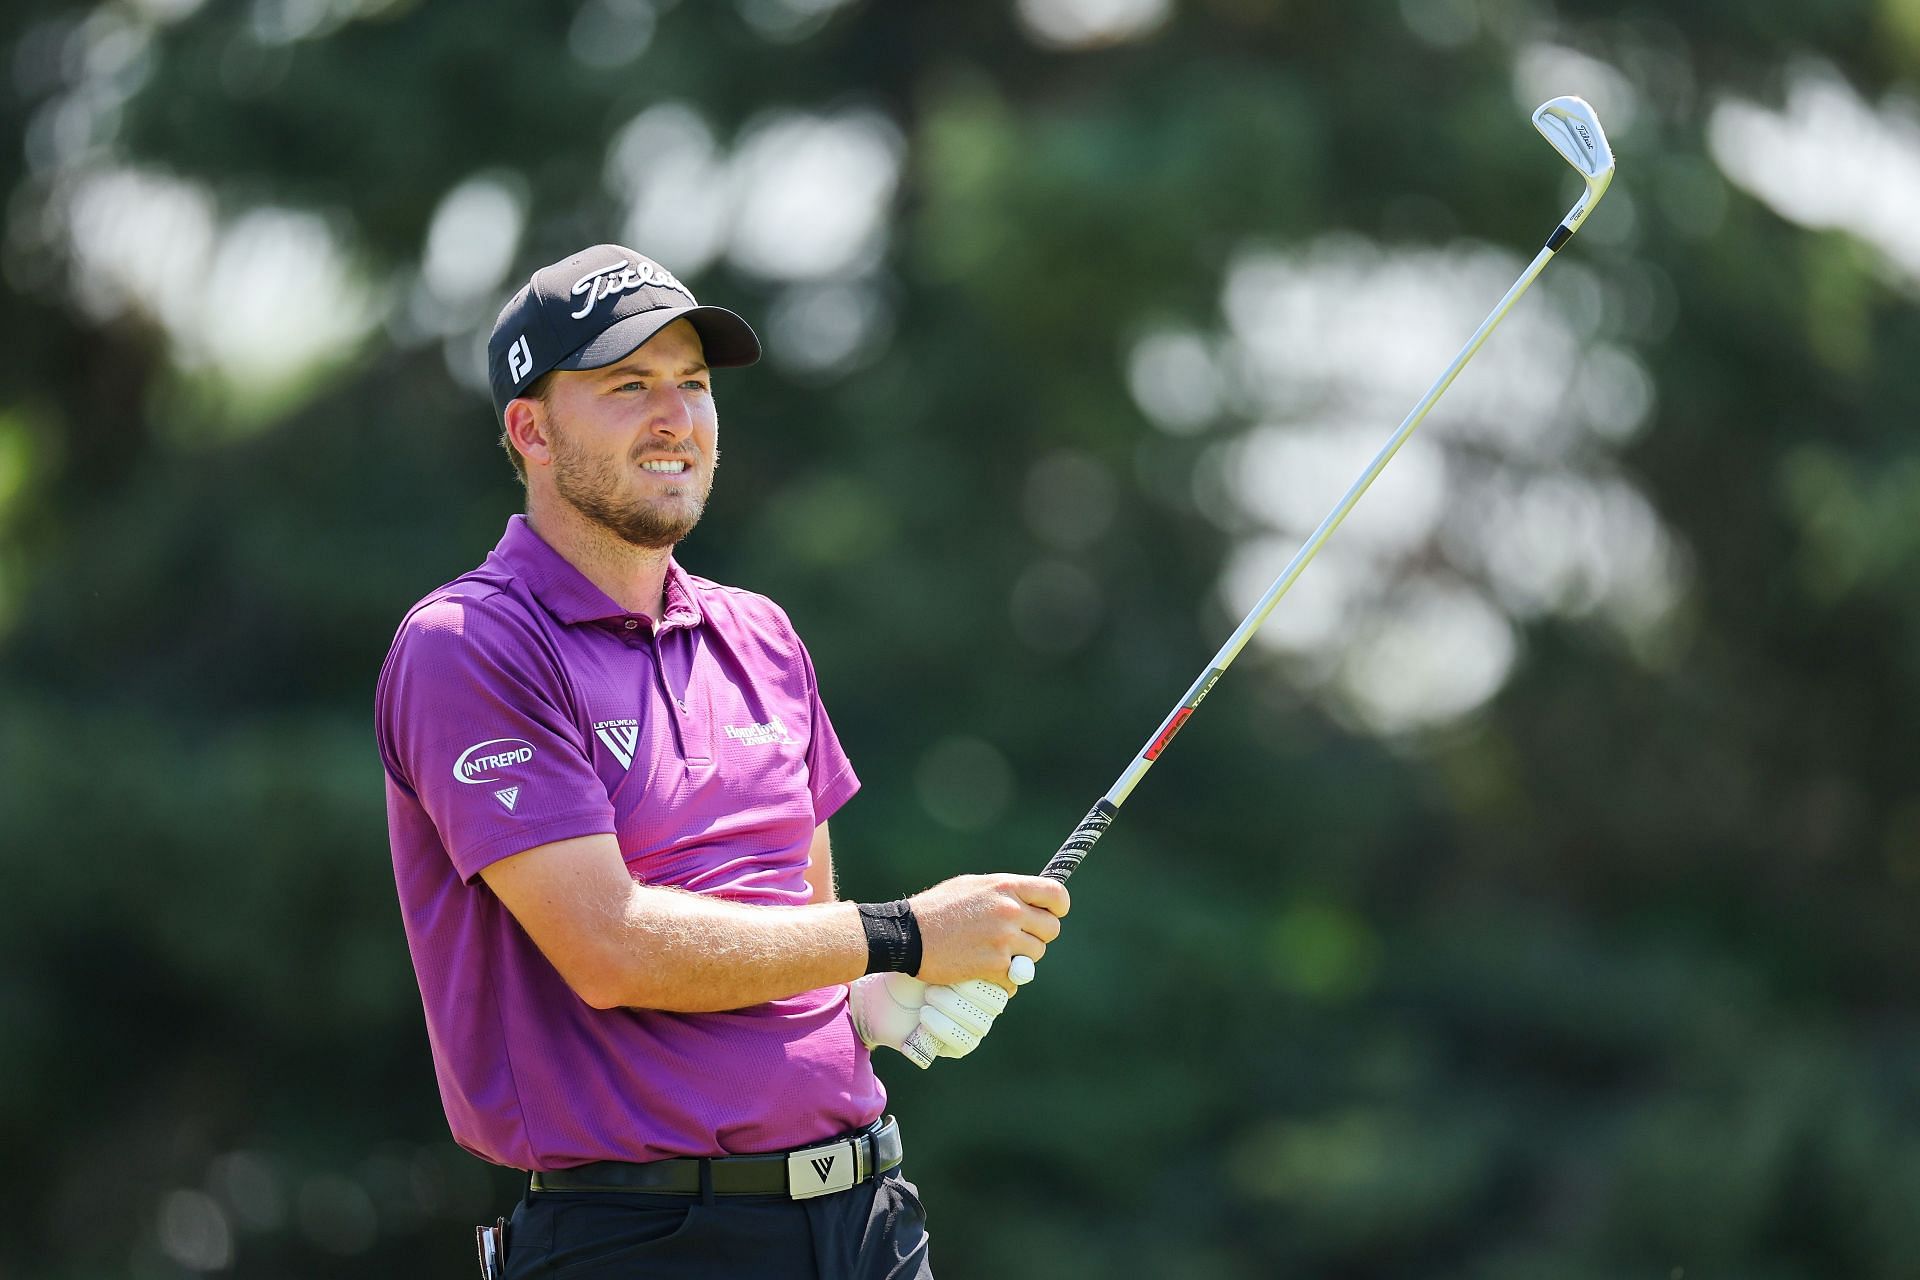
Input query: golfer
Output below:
<box><xmin>375</xmin><ymin>245</ymin><xmax>1069</xmax><ymax>1278</ymax></box>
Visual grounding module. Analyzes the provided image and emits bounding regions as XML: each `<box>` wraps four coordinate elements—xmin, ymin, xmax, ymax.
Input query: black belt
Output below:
<box><xmin>528</xmin><ymin>1116</ymin><xmax>902</xmax><ymax>1201</ymax></box>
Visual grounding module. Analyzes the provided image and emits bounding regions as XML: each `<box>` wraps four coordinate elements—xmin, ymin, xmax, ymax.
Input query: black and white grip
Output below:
<box><xmin>1039</xmin><ymin>799</ymin><xmax>1119</xmax><ymax>882</ymax></box>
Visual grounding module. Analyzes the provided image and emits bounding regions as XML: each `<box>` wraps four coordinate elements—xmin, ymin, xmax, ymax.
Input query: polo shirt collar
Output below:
<box><xmin>492</xmin><ymin>515</ymin><xmax>704</xmax><ymax>631</ymax></box>
<box><xmin>657</xmin><ymin>558</ymin><xmax>702</xmax><ymax>631</ymax></box>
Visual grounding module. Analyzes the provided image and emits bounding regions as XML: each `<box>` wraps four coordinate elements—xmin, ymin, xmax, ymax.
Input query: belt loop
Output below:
<box><xmin>698</xmin><ymin>1157</ymin><xmax>715</xmax><ymax>1206</ymax></box>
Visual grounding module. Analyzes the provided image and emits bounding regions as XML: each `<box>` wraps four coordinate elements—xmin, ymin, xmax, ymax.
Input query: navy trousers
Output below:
<box><xmin>500</xmin><ymin>1167</ymin><xmax>933</xmax><ymax>1278</ymax></box>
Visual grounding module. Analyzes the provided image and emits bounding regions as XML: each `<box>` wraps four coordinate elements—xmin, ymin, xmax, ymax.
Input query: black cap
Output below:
<box><xmin>486</xmin><ymin>245</ymin><xmax>760</xmax><ymax>417</ymax></box>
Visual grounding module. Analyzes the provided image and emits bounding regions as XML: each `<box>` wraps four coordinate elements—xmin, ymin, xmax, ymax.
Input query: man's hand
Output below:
<box><xmin>850</xmin><ymin>967</ymin><xmax>1027</xmax><ymax>1068</ymax></box>
<box><xmin>916</xmin><ymin>978</ymin><xmax>1009</xmax><ymax>1058</ymax></box>
<box><xmin>849</xmin><ymin>972</ymin><xmax>930</xmax><ymax>1057</ymax></box>
<box><xmin>908</xmin><ymin>874</ymin><xmax>1069</xmax><ymax>990</ymax></box>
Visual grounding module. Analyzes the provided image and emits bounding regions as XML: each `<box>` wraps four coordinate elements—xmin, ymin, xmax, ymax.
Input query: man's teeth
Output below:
<box><xmin>641</xmin><ymin>460</ymin><xmax>688</xmax><ymax>473</ymax></box>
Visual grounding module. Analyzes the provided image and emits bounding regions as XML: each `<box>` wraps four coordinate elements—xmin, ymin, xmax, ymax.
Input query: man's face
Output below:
<box><xmin>539</xmin><ymin>319</ymin><xmax>718</xmax><ymax>549</ymax></box>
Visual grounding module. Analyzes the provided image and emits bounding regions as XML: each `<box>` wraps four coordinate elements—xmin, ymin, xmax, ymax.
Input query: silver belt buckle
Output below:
<box><xmin>786</xmin><ymin>1138</ymin><xmax>857</xmax><ymax>1200</ymax></box>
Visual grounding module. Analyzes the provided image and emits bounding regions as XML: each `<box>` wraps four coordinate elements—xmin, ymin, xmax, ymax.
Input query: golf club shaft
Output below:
<box><xmin>895</xmin><ymin>228</ymin><xmax>1584</xmax><ymax>1072</ymax></box>
<box><xmin>1038</xmin><ymin>233</ymin><xmax>1575</xmax><ymax>884</ymax></box>
<box><xmin>900</xmin><ymin>98</ymin><xmax>1611</xmax><ymax>1066</ymax></box>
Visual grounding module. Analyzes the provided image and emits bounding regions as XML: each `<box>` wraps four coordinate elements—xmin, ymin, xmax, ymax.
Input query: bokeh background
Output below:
<box><xmin>5</xmin><ymin>0</ymin><xmax>1919</xmax><ymax>1275</ymax></box>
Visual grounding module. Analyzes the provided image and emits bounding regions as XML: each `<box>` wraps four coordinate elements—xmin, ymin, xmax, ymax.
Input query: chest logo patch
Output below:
<box><xmin>454</xmin><ymin>738</ymin><xmax>536</xmax><ymax>785</ymax></box>
<box><xmin>724</xmin><ymin>715</ymin><xmax>792</xmax><ymax>747</ymax></box>
<box><xmin>595</xmin><ymin>719</ymin><xmax>640</xmax><ymax>769</ymax></box>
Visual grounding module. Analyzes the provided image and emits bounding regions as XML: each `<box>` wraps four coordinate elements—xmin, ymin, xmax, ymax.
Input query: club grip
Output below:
<box><xmin>1039</xmin><ymin>800</ymin><xmax>1119</xmax><ymax>882</ymax></box>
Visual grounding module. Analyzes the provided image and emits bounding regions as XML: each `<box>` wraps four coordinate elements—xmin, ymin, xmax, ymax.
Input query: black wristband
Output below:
<box><xmin>857</xmin><ymin>900</ymin><xmax>923</xmax><ymax>976</ymax></box>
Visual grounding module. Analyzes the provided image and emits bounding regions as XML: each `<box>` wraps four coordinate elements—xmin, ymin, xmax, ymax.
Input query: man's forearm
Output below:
<box><xmin>481</xmin><ymin>831</ymin><xmax>1062</xmax><ymax>1010</ymax></box>
<box><xmin>592</xmin><ymin>883</ymin><xmax>867</xmax><ymax>1013</ymax></box>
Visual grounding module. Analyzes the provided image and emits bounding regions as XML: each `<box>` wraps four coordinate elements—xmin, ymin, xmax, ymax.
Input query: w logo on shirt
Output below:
<box><xmin>594</xmin><ymin>719</ymin><xmax>640</xmax><ymax>769</ymax></box>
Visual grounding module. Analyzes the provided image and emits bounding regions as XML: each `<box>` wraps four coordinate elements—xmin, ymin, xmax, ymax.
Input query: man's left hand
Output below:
<box><xmin>914</xmin><ymin>979</ymin><xmax>1009</xmax><ymax>1059</ymax></box>
<box><xmin>850</xmin><ymin>971</ymin><xmax>1021</xmax><ymax>1066</ymax></box>
<box><xmin>849</xmin><ymin>972</ymin><xmax>931</xmax><ymax>1059</ymax></box>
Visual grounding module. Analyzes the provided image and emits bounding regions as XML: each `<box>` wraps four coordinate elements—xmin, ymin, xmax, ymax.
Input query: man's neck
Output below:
<box><xmin>526</xmin><ymin>498</ymin><xmax>674</xmax><ymax>619</ymax></box>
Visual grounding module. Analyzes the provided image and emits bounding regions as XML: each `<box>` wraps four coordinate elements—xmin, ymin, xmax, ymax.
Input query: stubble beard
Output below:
<box><xmin>549</xmin><ymin>421</ymin><xmax>716</xmax><ymax>551</ymax></box>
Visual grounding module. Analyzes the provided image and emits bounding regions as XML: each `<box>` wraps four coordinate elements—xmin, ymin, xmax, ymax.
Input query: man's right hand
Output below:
<box><xmin>908</xmin><ymin>874</ymin><xmax>1069</xmax><ymax>990</ymax></box>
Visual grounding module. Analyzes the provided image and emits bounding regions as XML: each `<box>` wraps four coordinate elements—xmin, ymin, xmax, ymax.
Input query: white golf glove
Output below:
<box><xmin>848</xmin><ymin>972</ymin><xmax>931</xmax><ymax>1057</ymax></box>
<box><xmin>849</xmin><ymin>961</ymin><xmax>1034</xmax><ymax>1068</ymax></box>
<box><xmin>914</xmin><ymin>979</ymin><xmax>1008</xmax><ymax>1059</ymax></box>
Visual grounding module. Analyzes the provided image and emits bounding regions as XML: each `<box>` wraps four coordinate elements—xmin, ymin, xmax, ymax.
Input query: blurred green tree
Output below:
<box><xmin>5</xmin><ymin>1</ymin><xmax>1920</xmax><ymax>1276</ymax></box>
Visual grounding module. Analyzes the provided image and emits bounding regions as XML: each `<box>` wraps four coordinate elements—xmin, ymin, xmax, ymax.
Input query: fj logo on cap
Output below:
<box><xmin>570</xmin><ymin>258</ymin><xmax>689</xmax><ymax>319</ymax></box>
<box><xmin>507</xmin><ymin>334</ymin><xmax>533</xmax><ymax>383</ymax></box>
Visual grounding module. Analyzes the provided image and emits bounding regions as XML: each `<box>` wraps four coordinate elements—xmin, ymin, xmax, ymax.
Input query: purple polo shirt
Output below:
<box><xmin>375</xmin><ymin>516</ymin><xmax>880</xmax><ymax>1171</ymax></box>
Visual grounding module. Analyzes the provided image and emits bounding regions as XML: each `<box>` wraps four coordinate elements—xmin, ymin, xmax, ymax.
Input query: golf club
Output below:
<box><xmin>900</xmin><ymin>96</ymin><xmax>1615</xmax><ymax>1069</ymax></box>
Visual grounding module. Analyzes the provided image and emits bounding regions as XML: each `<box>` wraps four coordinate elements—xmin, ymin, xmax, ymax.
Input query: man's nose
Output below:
<box><xmin>647</xmin><ymin>386</ymin><xmax>694</xmax><ymax>438</ymax></box>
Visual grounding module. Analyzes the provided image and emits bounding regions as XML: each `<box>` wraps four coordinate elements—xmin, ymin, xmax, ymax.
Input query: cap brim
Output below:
<box><xmin>556</xmin><ymin>305</ymin><xmax>761</xmax><ymax>373</ymax></box>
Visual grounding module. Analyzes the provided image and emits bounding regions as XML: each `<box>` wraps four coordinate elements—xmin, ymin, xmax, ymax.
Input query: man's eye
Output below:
<box><xmin>617</xmin><ymin>382</ymin><xmax>644</xmax><ymax>392</ymax></box>
<box><xmin>682</xmin><ymin>380</ymin><xmax>710</xmax><ymax>392</ymax></box>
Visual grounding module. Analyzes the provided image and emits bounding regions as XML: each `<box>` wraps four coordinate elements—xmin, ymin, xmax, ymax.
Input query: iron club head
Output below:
<box><xmin>1532</xmin><ymin>96</ymin><xmax>1614</xmax><ymax>234</ymax></box>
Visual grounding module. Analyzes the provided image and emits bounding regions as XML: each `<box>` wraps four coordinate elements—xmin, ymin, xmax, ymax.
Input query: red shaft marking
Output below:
<box><xmin>1144</xmin><ymin>708</ymin><xmax>1193</xmax><ymax>761</ymax></box>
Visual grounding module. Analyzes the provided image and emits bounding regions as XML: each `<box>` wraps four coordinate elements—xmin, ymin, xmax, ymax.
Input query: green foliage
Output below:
<box><xmin>5</xmin><ymin>1</ymin><xmax>1920</xmax><ymax>1276</ymax></box>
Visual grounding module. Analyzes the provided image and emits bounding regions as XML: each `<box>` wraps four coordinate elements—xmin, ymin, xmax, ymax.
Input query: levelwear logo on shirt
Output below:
<box><xmin>724</xmin><ymin>716</ymin><xmax>792</xmax><ymax>747</ymax></box>
<box><xmin>453</xmin><ymin>738</ymin><xmax>536</xmax><ymax>785</ymax></box>
<box><xmin>594</xmin><ymin>719</ymin><xmax>640</xmax><ymax>769</ymax></box>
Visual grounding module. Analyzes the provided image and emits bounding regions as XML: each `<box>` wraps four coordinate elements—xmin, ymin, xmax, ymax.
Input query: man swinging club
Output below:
<box><xmin>375</xmin><ymin>244</ymin><xmax>1069</xmax><ymax>1278</ymax></box>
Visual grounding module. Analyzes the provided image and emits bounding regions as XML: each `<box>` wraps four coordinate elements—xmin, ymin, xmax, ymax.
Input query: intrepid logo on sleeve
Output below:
<box><xmin>723</xmin><ymin>715</ymin><xmax>792</xmax><ymax>747</ymax></box>
<box><xmin>453</xmin><ymin>738</ymin><xmax>537</xmax><ymax>785</ymax></box>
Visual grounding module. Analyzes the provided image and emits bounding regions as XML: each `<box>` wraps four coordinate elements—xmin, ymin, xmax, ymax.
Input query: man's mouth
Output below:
<box><xmin>639</xmin><ymin>459</ymin><xmax>689</xmax><ymax>474</ymax></box>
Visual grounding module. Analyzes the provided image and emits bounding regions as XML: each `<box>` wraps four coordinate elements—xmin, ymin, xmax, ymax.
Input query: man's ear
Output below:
<box><xmin>504</xmin><ymin>396</ymin><xmax>552</xmax><ymax>470</ymax></box>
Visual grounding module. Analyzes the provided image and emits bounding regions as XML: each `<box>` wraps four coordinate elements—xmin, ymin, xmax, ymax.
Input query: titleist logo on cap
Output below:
<box><xmin>487</xmin><ymin>243</ymin><xmax>761</xmax><ymax>417</ymax></box>
<box><xmin>570</xmin><ymin>258</ymin><xmax>691</xmax><ymax>320</ymax></box>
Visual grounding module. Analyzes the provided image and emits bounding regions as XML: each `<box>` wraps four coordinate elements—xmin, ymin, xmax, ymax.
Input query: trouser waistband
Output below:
<box><xmin>528</xmin><ymin>1116</ymin><xmax>901</xmax><ymax>1201</ymax></box>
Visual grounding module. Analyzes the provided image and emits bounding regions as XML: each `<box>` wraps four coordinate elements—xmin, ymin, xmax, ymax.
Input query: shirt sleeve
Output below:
<box><xmin>791</xmin><ymin>629</ymin><xmax>860</xmax><ymax>825</ymax></box>
<box><xmin>376</xmin><ymin>591</ymin><xmax>617</xmax><ymax>882</ymax></box>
